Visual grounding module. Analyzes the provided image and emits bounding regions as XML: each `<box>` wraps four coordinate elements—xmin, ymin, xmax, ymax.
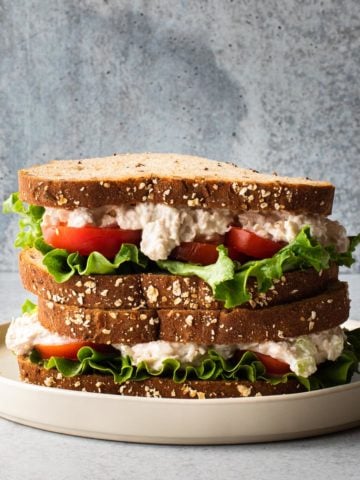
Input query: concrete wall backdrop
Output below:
<box><xmin>0</xmin><ymin>0</ymin><xmax>359</xmax><ymax>271</ymax></box>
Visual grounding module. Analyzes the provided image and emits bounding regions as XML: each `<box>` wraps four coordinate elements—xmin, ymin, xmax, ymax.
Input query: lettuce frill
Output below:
<box><xmin>35</xmin><ymin>239</ymin><xmax>149</xmax><ymax>282</ymax></box>
<box><xmin>3</xmin><ymin>192</ymin><xmax>44</xmax><ymax>248</ymax></box>
<box><xmin>159</xmin><ymin>228</ymin><xmax>360</xmax><ymax>308</ymax></box>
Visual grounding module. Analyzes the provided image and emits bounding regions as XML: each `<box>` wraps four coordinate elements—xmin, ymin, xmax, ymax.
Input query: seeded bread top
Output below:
<box><xmin>18</xmin><ymin>153</ymin><xmax>335</xmax><ymax>214</ymax></box>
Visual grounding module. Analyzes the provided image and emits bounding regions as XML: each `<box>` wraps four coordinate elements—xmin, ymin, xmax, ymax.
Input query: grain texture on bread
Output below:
<box><xmin>38</xmin><ymin>302</ymin><xmax>160</xmax><ymax>344</ymax></box>
<box><xmin>18</xmin><ymin>153</ymin><xmax>335</xmax><ymax>214</ymax></box>
<box><xmin>20</xmin><ymin>248</ymin><xmax>339</xmax><ymax>310</ymax></box>
<box><xmin>37</xmin><ymin>281</ymin><xmax>349</xmax><ymax>344</ymax></box>
<box><xmin>18</xmin><ymin>356</ymin><xmax>304</xmax><ymax>397</ymax></box>
<box><xmin>158</xmin><ymin>281</ymin><xmax>348</xmax><ymax>343</ymax></box>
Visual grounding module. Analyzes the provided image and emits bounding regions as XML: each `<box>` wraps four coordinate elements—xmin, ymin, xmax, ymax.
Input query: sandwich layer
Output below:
<box><xmin>18</xmin><ymin>356</ymin><xmax>304</xmax><ymax>398</ymax></box>
<box><xmin>20</xmin><ymin>248</ymin><xmax>339</xmax><ymax>310</ymax></box>
<box><xmin>18</xmin><ymin>153</ymin><xmax>334</xmax><ymax>214</ymax></box>
<box><xmin>37</xmin><ymin>281</ymin><xmax>349</xmax><ymax>344</ymax></box>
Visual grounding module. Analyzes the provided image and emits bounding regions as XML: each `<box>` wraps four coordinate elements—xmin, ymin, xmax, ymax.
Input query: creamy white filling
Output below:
<box><xmin>238</xmin><ymin>211</ymin><xmax>349</xmax><ymax>252</ymax></box>
<box><xmin>5</xmin><ymin>311</ymin><xmax>74</xmax><ymax>355</ymax></box>
<box><xmin>6</xmin><ymin>312</ymin><xmax>345</xmax><ymax>378</ymax></box>
<box><xmin>243</xmin><ymin>327</ymin><xmax>345</xmax><ymax>377</ymax></box>
<box><xmin>114</xmin><ymin>342</ymin><xmax>236</xmax><ymax>370</ymax></box>
<box><xmin>115</xmin><ymin>327</ymin><xmax>345</xmax><ymax>378</ymax></box>
<box><xmin>42</xmin><ymin>204</ymin><xmax>233</xmax><ymax>261</ymax></box>
<box><xmin>42</xmin><ymin>204</ymin><xmax>349</xmax><ymax>261</ymax></box>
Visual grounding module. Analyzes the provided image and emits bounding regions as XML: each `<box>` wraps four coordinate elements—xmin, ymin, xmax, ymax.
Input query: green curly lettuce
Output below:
<box><xmin>2</xmin><ymin>193</ymin><xmax>149</xmax><ymax>282</ymax></box>
<box><xmin>29</xmin><ymin>328</ymin><xmax>360</xmax><ymax>392</ymax></box>
<box><xmin>157</xmin><ymin>244</ymin><xmax>237</xmax><ymax>302</ymax></box>
<box><xmin>21</xmin><ymin>299</ymin><xmax>38</xmax><ymax>315</ymax></box>
<box><xmin>35</xmin><ymin>240</ymin><xmax>149</xmax><ymax>283</ymax></box>
<box><xmin>2</xmin><ymin>193</ymin><xmax>45</xmax><ymax>248</ymax></box>
<box><xmin>325</xmin><ymin>233</ymin><xmax>360</xmax><ymax>268</ymax></box>
<box><xmin>158</xmin><ymin>227</ymin><xmax>360</xmax><ymax>308</ymax></box>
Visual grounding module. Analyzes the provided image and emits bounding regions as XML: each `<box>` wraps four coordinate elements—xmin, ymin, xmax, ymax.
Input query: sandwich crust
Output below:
<box><xmin>18</xmin><ymin>356</ymin><xmax>305</xmax><ymax>398</ymax></box>
<box><xmin>37</xmin><ymin>281</ymin><xmax>349</xmax><ymax>344</ymax></box>
<box><xmin>18</xmin><ymin>153</ymin><xmax>335</xmax><ymax>214</ymax></box>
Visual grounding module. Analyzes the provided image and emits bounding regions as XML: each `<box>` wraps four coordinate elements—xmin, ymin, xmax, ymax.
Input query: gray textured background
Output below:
<box><xmin>0</xmin><ymin>0</ymin><xmax>359</xmax><ymax>271</ymax></box>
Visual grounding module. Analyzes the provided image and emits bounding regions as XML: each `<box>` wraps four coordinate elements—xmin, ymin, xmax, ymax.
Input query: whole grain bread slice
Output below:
<box><xmin>19</xmin><ymin>153</ymin><xmax>334</xmax><ymax>214</ymax></box>
<box><xmin>38</xmin><ymin>304</ymin><xmax>160</xmax><ymax>344</ymax></box>
<box><xmin>20</xmin><ymin>248</ymin><xmax>339</xmax><ymax>310</ymax></box>
<box><xmin>37</xmin><ymin>281</ymin><xmax>349</xmax><ymax>344</ymax></box>
<box><xmin>18</xmin><ymin>356</ymin><xmax>304</xmax><ymax>398</ymax></box>
<box><xmin>158</xmin><ymin>281</ymin><xmax>349</xmax><ymax>344</ymax></box>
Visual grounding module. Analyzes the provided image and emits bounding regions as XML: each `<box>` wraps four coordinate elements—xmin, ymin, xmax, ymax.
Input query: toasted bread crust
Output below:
<box><xmin>18</xmin><ymin>356</ymin><xmax>304</xmax><ymax>398</ymax></box>
<box><xmin>37</xmin><ymin>281</ymin><xmax>349</xmax><ymax>344</ymax></box>
<box><xmin>19</xmin><ymin>248</ymin><xmax>339</xmax><ymax>310</ymax></box>
<box><xmin>18</xmin><ymin>153</ymin><xmax>335</xmax><ymax>214</ymax></box>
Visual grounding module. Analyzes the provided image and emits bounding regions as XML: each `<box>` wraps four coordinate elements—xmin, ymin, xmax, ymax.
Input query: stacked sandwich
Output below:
<box><xmin>4</xmin><ymin>153</ymin><xmax>360</xmax><ymax>398</ymax></box>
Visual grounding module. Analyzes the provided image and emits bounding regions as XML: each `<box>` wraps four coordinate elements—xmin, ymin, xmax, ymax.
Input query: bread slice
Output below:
<box><xmin>18</xmin><ymin>153</ymin><xmax>335</xmax><ymax>214</ymax></box>
<box><xmin>158</xmin><ymin>281</ymin><xmax>349</xmax><ymax>344</ymax></box>
<box><xmin>20</xmin><ymin>248</ymin><xmax>339</xmax><ymax>310</ymax></box>
<box><xmin>37</xmin><ymin>281</ymin><xmax>349</xmax><ymax>344</ymax></box>
<box><xmin>18</xmin><ymin>356</ymin><xmax>304</xmax><ymax>398</ymax></box>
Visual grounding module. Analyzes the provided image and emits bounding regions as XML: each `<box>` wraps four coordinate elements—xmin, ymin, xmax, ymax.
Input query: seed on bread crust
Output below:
<box><xmin>159</xmin><ymin>282</ymin><xmax>348</xmax><ymax>343</ymax></box>
<box><xmin>37</xmin><ymin>281</ymin><xmax>349</xmax><ymax>345</ymax></box>
<box><xmin>37</xmin><ymin>301</ymin><xmax>159</xmax><ymax>344</ymax></box>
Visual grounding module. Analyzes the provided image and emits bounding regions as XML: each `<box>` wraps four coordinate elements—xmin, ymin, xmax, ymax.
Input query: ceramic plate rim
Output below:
<box><xmin>1</xmin><ymin>320</ymin><xmax>359</xmax><ymax>444</ymax></box>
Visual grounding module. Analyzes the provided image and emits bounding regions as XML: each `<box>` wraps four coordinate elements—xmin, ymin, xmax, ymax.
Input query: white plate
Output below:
<box><xmin>0</xmin><ymin>321</ymin><xmax>359</xmax><ymax>444</ymax></box>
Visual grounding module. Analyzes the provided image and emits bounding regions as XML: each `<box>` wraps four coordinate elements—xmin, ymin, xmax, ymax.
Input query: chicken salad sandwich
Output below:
<box><xmin>3</xmin><ymin>153</ymin><xmax>360</xmax><ymax>398</ymax></box>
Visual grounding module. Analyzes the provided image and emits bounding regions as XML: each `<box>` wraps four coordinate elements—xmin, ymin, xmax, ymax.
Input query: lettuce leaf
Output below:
<box><xmin>158</xmin><ymin>227</ymin><xmax>358</xmax><ymax>308</ymax></box>
<box><xmin>325</xmin><ymin>233</ymin><xmax>360</xmax><ymax>268</ymax></box>
<box><xmin>21</xmin><ymin>299</ymin><xmax>38</xmax><ymax>315</ymax></box>
<box><xmin>40</xmin><ymin>349</ymin><xmax>265</xmax><ymax>383</ymax></box>
<box><xmin>35</xmin><ymin>241</ymin><xmax>149</xmax><ymax>283</ymax></box>
<box><xmin>31</xmin><ymin>328</ymin><xmax>360</xmax><ymax>391</ymax></box>
<box><xmin>2</xmin><ymin>193</ymin><xmax>44</xmax><ymax>248</ymax></box>
<box><xmin>157</xmin><ymin>244</ymin><xmax>236</xmax><ymax>300</ymax></box>
<box><xmin>157</xmin><ymin>228</ymin><xmax>319</xmax><ymax>307</ymax></box>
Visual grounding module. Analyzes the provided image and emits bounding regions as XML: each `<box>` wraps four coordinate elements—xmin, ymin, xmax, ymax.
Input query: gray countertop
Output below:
<box><xmin>1</xmin><ymin>272</ymin><xmax>359</xmax><ymax>480</ymax></box>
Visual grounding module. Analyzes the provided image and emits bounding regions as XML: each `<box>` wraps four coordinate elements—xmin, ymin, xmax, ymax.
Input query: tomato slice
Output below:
<box><xmin>34</xmin><ymin>342</ymin><xmax>116</xmax><ymax>360</ymax></box>
<box><xmin>42</xmin><ymin>225</ymin><xmax>142</xmax><ymax>259</ymax></box>
<box><xmin>253</xmin><ymin>351</ymin><xmax>290</xmax><ymax>375</ymax></box>
<box><xmin>171</xmin><ymin>241</ymin><xmax>247</xmax><ymax>266</ymax></box>
<box><xmin>171</xmin><ymin>242</ymin><xmax>219</xmax><ymax>265</ymax></box>
<box><xmin>226</xmin><ymin>227</ymin><xmax>285</xmax><ymax>259</ymax></box>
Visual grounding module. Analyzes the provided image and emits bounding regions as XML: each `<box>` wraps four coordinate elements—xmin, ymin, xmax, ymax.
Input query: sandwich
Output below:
<box><xmin>3</xmin><ymin>153</ymin><xmax>360</xmax><ymax>398</ymax></box>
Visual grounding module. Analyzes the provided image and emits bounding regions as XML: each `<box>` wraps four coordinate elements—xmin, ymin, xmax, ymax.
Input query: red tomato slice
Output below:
<box><xmin>171</xmin><ymin>242</ymin><xmax>219</xmax><ymax>265</ymax></box>
<box><xmin>35</xmin><ymin>342</ymin><xmax>116</xmax><ymax>360</ymax></box>
<box><xmin>226</xmin><ymin>227</ymin><xmax>285</xmax><ymax>259</ymax></box>
<box><xmin>253</xmin><ymin>351</ymin><xmax>290</xmax><ymax>375</ymax></box>
<box><xmin>171</xmin><ymin>241</ymin><xmax>246</xmax><ymax>266</ymax></box>
<box><xmin>42</xmin><ymin>225</ymin><xmax>142</xmax><ymax>259</ymax></box>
